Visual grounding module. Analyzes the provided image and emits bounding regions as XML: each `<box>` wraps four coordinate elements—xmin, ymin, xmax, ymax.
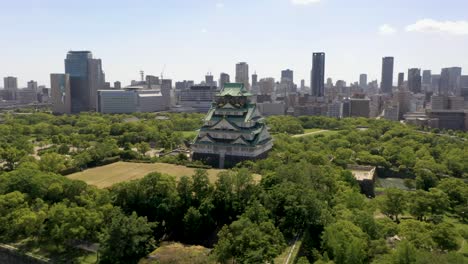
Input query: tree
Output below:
<box><xmin>39</xmin><ymin>153</ymin><xmax>68</xmax><ymax>173</ymax></box>
<box><xmin>99</xmin><ymin>209</ymin><xmax>156</xmax><ymax>264</ymax></box>
<box><xmin>379</xmin><ymin>188</ymin><xmax>406</xmax><ymax>223</ymax></box>
<box><xmin>135</xmin><ymin>142</ymin><xmax>150</xmax><ymax>156</ymax></box>
<box><xmin>0</xmin><ymin>147</ymin><xmax>27</xmax><ymax>171</ymax></box>
<box><xmin>431</xmin><ymin>222</ymin><xmax>460</xmax><ymax>251</ymax></box>
<box><xmin>321</xmin><ymin>220</ymin><xmax>368</xmax><ymax>264</ymax></box>
<box><xmin>213</xmin><ymin>203</ymin><xmax>285</xmax><ymax>264</ymax></box>
<box><xmin>392</xmin><ymin>240</ymin><xmax>417</xmax><ymax>264</ymax></box>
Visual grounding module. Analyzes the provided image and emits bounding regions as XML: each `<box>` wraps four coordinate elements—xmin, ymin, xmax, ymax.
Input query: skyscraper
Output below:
<box><xmin>311</xmin><ymin>52</ymin><xmax>325</xmax><ymax>97</ymax></box>
<box><xmin>235</xmin><ymin>62</ymin><xmax>249</xmax><ymax>90</ymax></box>
<box><xmin>381</xmin><ymin>57</ymin><xmax>394</xmax><ymax>94</ymax></box>
<box><xmin>398</xmin><ymin>72</ymin><xmax>405</xmax><ymax>88</ymax></box>
<box><xmin>281</xmin><ymin>69</ymin><xmax>294</xmax><ymax>83</ymax></box>
<box><xmin>219</xmin><ymin>73</ymin><xmax>230</xmax><ymax>89</ymax></box>
<box><xmin>51</xmin><ymin>73</ymin><xmax>71</xmax><ymax>114</ymax></box>
<box><xmin>440</xmin><ymin>67</ymin><xmax>462</xmax><ymax>96</ymax></box>
<box><xmin>252</xmin><ymin>72</ymin><xmax>258</xmax><ymax>87</ymax></box>
<box><xmin>359</xmin><ymin>74</ymin><xmax>367</xmax><ymax>89</ymax></box>
<box><xmin>422</xmin><ymin>70</ymin><xmax>432</xmax><ymax>85</ymax></box>
<box><xmin>65</xmin><ymin>51</ymin><xmax>105</xmax><ymax>113</ymax></box>
<box><xmin>408</xmin><ymin>68</ymin><xmax>422</xmax><ymax>93</ymax></box>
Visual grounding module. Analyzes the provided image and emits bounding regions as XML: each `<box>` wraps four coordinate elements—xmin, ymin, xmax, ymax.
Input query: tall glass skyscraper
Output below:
<box><xmin>381</xmin><ymin>57</ymin><xmax>394</xmax><ymax>94</ymax></box>
<box><xmin>311</xmin><ymin>52</ymin><xmax>325</xmax><ymax>97</ymax></box>
<box><xmin>65</xmin><ymin>51</ymin><xmax>104</xmax><ymax>113</ymax></box>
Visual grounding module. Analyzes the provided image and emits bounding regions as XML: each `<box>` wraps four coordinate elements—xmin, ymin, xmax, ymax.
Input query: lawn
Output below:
<box><xmin>68</xmin><ymin>161</ymin><xmax>260</xmax><ymax>188</ymax></box>
<box><xmin>180</xmin><ymin>130</ymin><xmax>199</xmax><ymax>139</ymax></box>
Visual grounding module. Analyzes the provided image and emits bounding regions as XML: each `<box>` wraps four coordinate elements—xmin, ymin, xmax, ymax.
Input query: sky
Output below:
<box><xmin>1</xmin><ymin>0</ymin><xmax>468</xmax><ymax>87</ymax></box>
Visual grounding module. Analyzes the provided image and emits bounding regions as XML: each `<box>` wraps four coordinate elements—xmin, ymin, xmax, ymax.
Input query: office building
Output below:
<box><xmin>259</xmin><ymin>78</ymin><xmax>275</xmax><ymax>95</ymax></box>
<box><xmin>440</xmin><ymin>67</ymin><xmax>462</xmax><ymax>96</ymax></box>
<box><xmin>219</xmin><ymin>73</ymin><xmax>230</xmax><ymax>89</ymax></box>
<box><xmin>235</xmin><ymin>62</ymin><xmax>250</xmax><ymax>90</ymax></box>
<box><xmin>205</xmin><ymin>74</ymin><xmax>215</xmax><ymax>86</ymax></box>
<box><xmin>311</xmin><ymin>52</ymin><xmax>325</xmax><ymax>97</ymax></box>
<box><xmin>3</xmin><ymin>76</ymin><xmax>18</xmax><ymax>90</ymax></box>
<box><xmin>397</xmin><ymin>89</ymin><xmax>411</xmax><ymax>120</ymax></box>
<box><xmin>359</xmin><ymin>74</ymin><xmax>367</xmax><ymax>89</ymax></box>
<box><xmin>161</xmin><ymin>79</ymin><xmax>172</xmax><ymax>110</ymax></box>
<box><xmin>65</xmin><ymin>51</ymin><xmax>105</xmax><ymax>113</ymax></box>
<box><xmin>327</xmin><ymin>102</ymin><xmax>342</xmax><ymax>118</ymax></box>
<box><xmin>398</xmin><ymin>72</ymin><xmax>405</xmax><ymax>88</ymax></box>
<box><xmin>27</xmin><ymin>80</ymin><xmax>38</xmax><ymax>93</ymax></box>
<box><xmin>422</xmin><ymin>70</ymin><xmax>432</xmax><ymax>85</ymax></box>
<box><xmin>51</xmin><ymin>74</ymin><xmax>72</xmax><ymax>114</ymax></box>
<box><xmin>381</xmin><ymin>57</ymin><xmax>394</xmax><ymax>94</ymax></box>
<box><xmin>97</xmin><ymin>89</ymin><xmax>165</xmax><ymax>114</ymax></box>
<box><xmin>281</xmin><ymin>69</ymin><xmax>294</xmax><ymax>83</ymax></box>
<box><xmin>114</xmin><ymin>81</ymin><xmax>121</xmax><ymax>90</ymax></box>
<box><xmin>350</xmin><ymin>98</ymin><xmax>370</xmax><ymax>118</ymax></box>
<box><xmin>179</xmin><ymin>85</ymin><xmax>218</xmax><ymax>112</ymax></box>
<box><xmin>192</xmin><ymin>83</ymin><xmax>273</xmax><ymax>168</ymax></box>
<box><xmin>408</xmin><ymin>68</ymin><xmax>422</xmax><ymax>94</ymax></box>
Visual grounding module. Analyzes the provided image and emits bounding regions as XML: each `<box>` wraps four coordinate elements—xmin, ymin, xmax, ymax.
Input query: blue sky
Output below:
<box><xmin>1</xmin><ymin>0</ymin><xmax>468</xmax><ymax>87</ymax></box>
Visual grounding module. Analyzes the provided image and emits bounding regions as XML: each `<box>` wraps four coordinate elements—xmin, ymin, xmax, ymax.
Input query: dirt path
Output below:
<box><xmin>292</xmin><ymin>130</ymin><xmax>328</xmax><ymax>138</ymax></box>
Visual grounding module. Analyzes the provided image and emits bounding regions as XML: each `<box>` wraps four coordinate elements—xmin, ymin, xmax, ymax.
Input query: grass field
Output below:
<box><xmin>140</xmin><ymin>242</ymin><xmax>214</xmax><ymax>264</ymax></box>
<box><xmin>68</xmin><ymin>162</ymin><xmax>226</xmax><ymax>188</ymax></box>
<box><xmin>376</xmin><ymin>177</ymin><xmax>409</xmax><ymax>190</ymax></box>
<box><xmin>68</xmin><ymin>161</ymin><xmax>260</xmax><ymax>188</ymax></box>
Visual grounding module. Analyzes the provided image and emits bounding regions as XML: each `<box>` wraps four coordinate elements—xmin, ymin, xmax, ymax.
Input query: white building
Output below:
<box><xmin>97</xmin><ymin>88</ymin><xmax>165</xmax><ymax>114</ymax></box>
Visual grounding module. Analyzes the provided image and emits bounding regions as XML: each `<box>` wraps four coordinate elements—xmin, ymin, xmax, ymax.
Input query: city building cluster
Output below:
<box><xmin>1</xmin><ymin>50</ymin><xmax>468</xmax><ymax>131</ymax></box>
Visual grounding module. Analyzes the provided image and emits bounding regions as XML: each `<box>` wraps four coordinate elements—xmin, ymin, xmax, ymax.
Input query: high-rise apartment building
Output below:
<box><xmin>381</xmin><ymin>57</ymin><xmax>394</xmax><ymax>94</ymax></box>
<box><xmin>235</xmin><ymin>62</ymin><xmax>250</xmax><ymax>90</ymax></box>
<box><xmin>311</xmin><ymin>52</ymin><xmax>325</xmax><ymax>97</ymax></box>
<box><xmin>65</xmin><ymin>51</ymin><xmax>105</xmax><ymax>113</ymax></box>
<box><xmin>408</xmin><ymin>68</ymin><xmax>422</xmax><ymax>94</ymax></box>
<box><xmin>359</xmin><ymin>74</ymin><xmax>367</xmax><ymax>89</ymax></box>
<box><xmin>51</xmin><ymin>73</ymin><xmax>72</xmax><ymax>114</ymax></box>
<box><xmin>205</xmin><ymin>74</ymin><xmax>215</xmax><ymax>86</ymax></box>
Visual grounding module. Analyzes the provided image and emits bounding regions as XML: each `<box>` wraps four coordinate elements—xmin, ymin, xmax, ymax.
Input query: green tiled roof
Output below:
<box><xmin>218</xmin><ymin>83</ymin><xmax>252</xmax><ymax>97</ymax></box>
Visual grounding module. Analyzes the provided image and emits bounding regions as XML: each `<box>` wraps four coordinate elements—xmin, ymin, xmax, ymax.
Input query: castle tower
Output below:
<box><xmin>191</xmin><ymin>83</ymin><xmax>273</xmax><ymax>168</ymax></box>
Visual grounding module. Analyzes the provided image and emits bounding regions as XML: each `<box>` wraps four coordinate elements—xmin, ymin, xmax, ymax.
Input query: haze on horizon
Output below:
<box><xmin>1</xmin><ymin>0</ymin><xmax>468</xmax><ymax>87</ymax></box>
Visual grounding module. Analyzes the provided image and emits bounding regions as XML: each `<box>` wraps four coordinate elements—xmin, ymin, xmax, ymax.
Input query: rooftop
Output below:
<box><xmin>218</xmin><ymin>83</ymin><xmax>252</xmax><ymax>97</ymax></box>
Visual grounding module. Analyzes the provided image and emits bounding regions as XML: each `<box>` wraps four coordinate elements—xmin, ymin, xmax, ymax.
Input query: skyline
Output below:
<box><xmin>1</xmin><ymin>0</ymin><xmax>468</xmax><ymax>87</ymax></box>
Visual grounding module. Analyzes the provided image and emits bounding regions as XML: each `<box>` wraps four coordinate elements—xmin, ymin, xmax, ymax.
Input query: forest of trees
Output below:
<box><xmin>0</xmin><ymin>111</ymin><xmax>466</xmax><ymax>263</ymax></box>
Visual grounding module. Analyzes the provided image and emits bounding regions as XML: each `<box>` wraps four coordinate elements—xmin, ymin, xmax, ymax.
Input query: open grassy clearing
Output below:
<box><xmin>140</xmin><ymin>242</ymin><xmax>214</xmax><ymax>264</ymax></box>
<box><xmin>68</xmin><ymin>161</ymin><xmax>260</xmax><ymax>188</ymax></box>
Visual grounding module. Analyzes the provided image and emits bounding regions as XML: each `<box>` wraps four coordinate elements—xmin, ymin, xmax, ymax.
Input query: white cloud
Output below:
<box><xmin>291</xmin><ymin>0</ymin><xmax>321</xmax><ymax>5</ymax></box>
<box><xmin>216</xmin><ymin>2</ymin><xmax>224</xmax><ymax>8</ymax></box>
<box><xmin>405</xmin><ymin>19</ymin><xmax>468</xmax><ymax>35</ymax></box>
<box><xmin>201</xmin><ymin>28</ymin><xmax>208</xmax><ymax>34</ymax></box>
<box><xmin>379</xmin><ymin>24</ymin><xmax>397</xmax><ymax>35</ymax></box>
